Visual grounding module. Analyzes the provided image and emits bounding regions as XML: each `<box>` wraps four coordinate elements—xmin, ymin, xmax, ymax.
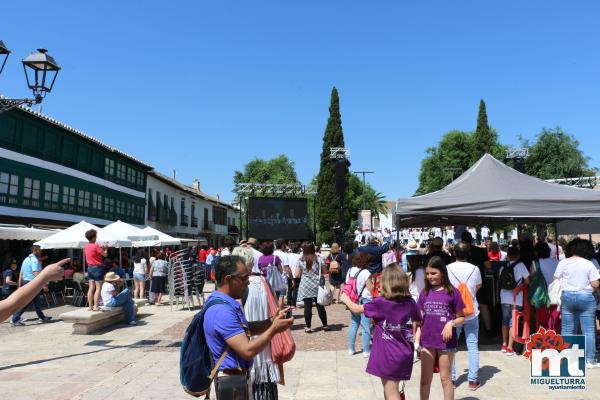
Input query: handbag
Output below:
<box><xmin>261</xmin><ymin>278</ymin><xmax>296</xmax><ymax>365</ymax></box>
<box><xmin>548</xmin><ymin>279</ymin><xmax>562</xmax><ymax>307</ymax></box>
<box><xmin>266</xmin><ymin>256</ymin><xmax>286</xmax><ymax>293</ymax></box>
<box><xmin>317</xmin><ymin>261</ymin><xmax>332</xmax><ymax>306</ymax></box>
<box><xmin>215</xmin><ymin>374</ymin><xmax>249</xmax><ymax>400</ymax></box>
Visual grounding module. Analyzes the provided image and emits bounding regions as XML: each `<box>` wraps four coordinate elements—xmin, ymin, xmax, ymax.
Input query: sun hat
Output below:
<box><xmin>247</xmin><ymin>237</ymin><xmax>257</xmax><ymax>245</ymax></box>
<box><xmin>104</xmin><ymin>272</ymin><xmax>120</xmax><ymax>282</ymax></box>
<box><xmin>407</xmin><ymin>240</ymin><xmax>418</xmax><ymax>250</ymax></box>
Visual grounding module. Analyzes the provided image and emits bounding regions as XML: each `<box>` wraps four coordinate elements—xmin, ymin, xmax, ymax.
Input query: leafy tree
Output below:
<box><xmin>416</xmin><ymin>130</ymin><xmax>473</xmax><ymax>195</ymax></box>
<box><xmin>233</xmin><ymin>155</ymin><xmax>299</xmax><ymax>188</ymax></box>
<box><xmin>524</xmin><ymin>127</ymin><xmax>597</xmax><ymax>179</ymax></box>
<box><xmin>316</xmin><ymin>87</ymin><xmax>349</xmax><ymax>244</ymax></box>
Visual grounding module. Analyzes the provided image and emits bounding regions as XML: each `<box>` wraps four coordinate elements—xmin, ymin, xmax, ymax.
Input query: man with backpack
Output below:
<box><xmin>447</xmin><ymin>242</ymin><xmax>482</xmax><ymax>391</ymax></box>
<box><xmin>200</xmin><ymin>256</ymin><xmax>293</xmax><ymax>399</ymax></box>
<box><xmin>499</xmin><ymin>246</ymin><xmax>530</xmax><ymax>356</ymax></box>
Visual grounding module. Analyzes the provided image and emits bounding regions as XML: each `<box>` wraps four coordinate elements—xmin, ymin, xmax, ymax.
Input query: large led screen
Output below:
<box><xmin>248</xmin><ymin>197</ymin><xmax>309</xmax><ymax>240</ymax></box>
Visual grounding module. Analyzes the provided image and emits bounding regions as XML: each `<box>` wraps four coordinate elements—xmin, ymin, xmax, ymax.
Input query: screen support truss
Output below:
<box><xmin>236</xmin><ymin>183</ymin><xmax>316</xmax><ymax>196</ymax></box>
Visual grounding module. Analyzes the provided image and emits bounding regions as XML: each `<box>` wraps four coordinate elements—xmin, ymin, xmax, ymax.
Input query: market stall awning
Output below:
<box><xmin>395</xmin><ymin>154</ymin><xmax>600</xmax><ymax>228</ymax></box>
<box><xmin>0</xmin><ymin>225</ymin><xmax>59</xmax><ymax>241</ymax></box>
<box><xmin>132</xmin><ymin>226</ymin><xmax>181</xmax><ymax>247</ymax></box>
<box><xmin>34</xmin><ymin>221</ymin><xmax>132</xmax><ymax>249</ymax></box>
<box><xmin>102</xmin><ymin>220</ymin><xmax>158</xmax><ymax>242</ymax></box>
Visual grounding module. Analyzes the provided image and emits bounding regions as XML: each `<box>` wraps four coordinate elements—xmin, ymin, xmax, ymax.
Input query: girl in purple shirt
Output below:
<box><xmin>415</xmin><ymin>256</ymin><xmax>465</xmax><ymax>400</ymax></box>
<box><xmin>341</xmin><ymin>263</ymin><xmax>421</xmax><ymax>400</ymax></box>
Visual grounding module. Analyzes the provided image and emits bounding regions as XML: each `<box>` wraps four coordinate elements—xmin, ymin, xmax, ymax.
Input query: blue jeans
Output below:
<box><xmin>348</xmin><ymin>298</ymin><xmax>371</xmax><ymax>353</ymax></box>
<box><xmin>561</xmin><ymin>291</ymin><xmax>597</xmax><ymax>364</ymax></box>
<box><xmin>106</xmin><ymin>288</ymin><xmax>136</xmax><ymax>323</ymax></box>
<box><xmin>452</xmin><ymin>316</ymin><xmax>479</xmax><ymax>382</ymax></box>
<box><xmin>12</xmin><ymin>280</ymin><xmax>46</xmax><ymax>323</ymax></box>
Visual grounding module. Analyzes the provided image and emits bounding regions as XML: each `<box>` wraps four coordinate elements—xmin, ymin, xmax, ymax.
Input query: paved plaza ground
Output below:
<box><xmin>1</xmin><ymin>291</ymin><xmax>599</xmax><ymax>400</ymax></box>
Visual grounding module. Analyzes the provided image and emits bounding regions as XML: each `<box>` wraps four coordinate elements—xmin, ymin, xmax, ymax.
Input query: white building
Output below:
<box><xmin>146</xmin><ymin>171</ymin><xmax>238</xmax><ymax>247</ymax></box>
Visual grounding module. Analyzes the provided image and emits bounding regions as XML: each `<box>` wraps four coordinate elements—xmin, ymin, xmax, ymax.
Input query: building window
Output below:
<box><xmin>127</xmin><ymin>167</ymin><xmax>135</xmax><ymax>185</ymax></box>
<box><xmin>213</xmin><ymin>206</ymin><xmax>227</xmax><ymax>225</ymax></box>
<box><xmin>92</xmin><ymin>193</ymin><xmax>103</xmax><ymax>213</ymax></box>
<box><xmin>22</xmin><ymin>177</ymin><xmax>40</xmax><ymax>207</ymax></box>
<box><xmin>104</xmin><ymin>158</ymin><xmax>115</xmax><ymax>180</ymax></box>
<box><xmin>62</xmin><ymin>186</ymin><xmax>76</xmax><ymax>211</ymax></box>
<box><xmin>77</xmin><ymin>190</ymin><xmax>91</xmax><ymax>213</ymax></box>
<box><xmin>180</xmin><ymin>198</ymin><xmax>188</xmax><ymax>226</ymax></box>
<box><xmin>191</xmin><ymin>201</ymin><xmax>197</xmax><ymax>227</ymax></box>
<box><xmin>116</xmin><ymin>163</ymin><xmax>126</xmax><ymax>182</ymax></box>
<box><xmin>115</xmin><ymin>200</ymin><xmax>124</xmax><ymax>217</ymax></box>
<box><xmin>136</xmin><ymin>171</ymin><xmax>145</xmax><ymax>189</ymax></box>
<box><xmin>0</xmin><ymin>172</ymin><xmax>19</xmax><ymax>205</ymax></box>
<box><xmin>44</xmin><ymin>182</ymin><xmax>60</xmax><ymax>209</ymax></box>
<box><xmin>104</xmin><ymin>197</ymin><xmax>115</xmax><ymax>217</ymax></box>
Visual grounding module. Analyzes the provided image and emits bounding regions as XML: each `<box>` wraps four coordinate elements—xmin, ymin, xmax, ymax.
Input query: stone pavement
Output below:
<box><xmin>1</xmin><ymin>297</ymin><xmax>599</xmax><ymax>399</ymax></box>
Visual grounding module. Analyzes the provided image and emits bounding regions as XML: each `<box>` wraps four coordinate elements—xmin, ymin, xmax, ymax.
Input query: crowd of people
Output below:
<box><xmin>3</xmin><ymin>225</ymin><xmax>600</xmax><ymax>400</ymax></box>
<box><xmin>198</xmin><ymin>228</ymin><xmax>600</xmax><ymax>400</ymax></box>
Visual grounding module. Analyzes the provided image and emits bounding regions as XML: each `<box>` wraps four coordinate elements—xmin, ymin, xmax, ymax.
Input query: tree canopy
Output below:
<box><xmin>315</xmin><ymin>87</ymin><xmax>350</xmax><ymax>244</ymax></box>
<box><xmin>524</xmin><ymin>127</ymin><xmax>597</xmax><ymax>179</ymax></box>
<box><xmin>233</xmin><ymin>155</ymin><xmax>300</xmax><ymax>191</ymax></box>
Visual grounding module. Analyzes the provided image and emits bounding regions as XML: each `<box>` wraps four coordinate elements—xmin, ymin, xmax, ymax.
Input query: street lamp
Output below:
<box><xmin>0</xmin><ymin>41</ymin><xmax>61</xmax><ymax>113</ymax></box>
<box><xmin>0</xmin><ymin>41</ymin><xmax>10</xmax><ymax>75</ymax></box>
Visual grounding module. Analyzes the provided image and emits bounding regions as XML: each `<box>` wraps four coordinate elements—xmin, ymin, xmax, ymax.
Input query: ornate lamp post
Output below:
<box><xmin>0</xmin><ymin>41</ymin><xmax>61</xmax><ymax>112</ymax></box>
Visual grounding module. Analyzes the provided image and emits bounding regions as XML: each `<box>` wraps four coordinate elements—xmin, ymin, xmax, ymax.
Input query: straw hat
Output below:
<box><xmin>247</xmin><ymin>237</ymin><xmax>257</xmax><ymax>245</ymax></box>
<box><xmin>407</xmin><ymin>240</ymin><xmax>418</xmax><ymax>250</ymax></box>
<box><xmin>104</xmin><ymin>272</ymin><xmax>120</xmax><ymax>282</ymax></box>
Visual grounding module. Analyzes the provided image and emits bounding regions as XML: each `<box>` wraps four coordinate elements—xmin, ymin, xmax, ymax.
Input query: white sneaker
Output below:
<box><xmin>586</xmin><ymin>362</ymin><xmax>600</xmax><ymax>369</ymax></box>
<box><xmin>362</xmin><ymin>352</ymin><xmax>370</xmax><ymax>358</ymax></box>
<box><xmin>348</xmin><ymin>350</ymin><xmax>355</xmax><ymax>355</ymax></box>
<box><xmin>128</xmin><ymin>321</ymin><xmax>138</xmax><ymax>326</ymax></box>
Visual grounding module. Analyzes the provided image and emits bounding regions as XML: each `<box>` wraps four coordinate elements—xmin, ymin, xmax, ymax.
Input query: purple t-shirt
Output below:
<box><xmin>417</xmin><ymin>287</ymin><xmax>464</xmax><ymax>350</ymax></box>
<box><xmin>203</xmin><ymin>291</ymin><xmax>252</xmax><ymax>370</ymax></box>
<box><xmin>258</xmin><ymin>255</ymin><xmax>281</xmax><ymax>277</ymax></box>
<box><xmin>364</xmin><ymin>296</ymin><xmax>421</xmax><ymax>381</ymax></box>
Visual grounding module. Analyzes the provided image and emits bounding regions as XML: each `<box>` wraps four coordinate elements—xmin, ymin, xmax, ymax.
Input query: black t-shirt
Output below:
<box><xmin>468</xmin><ymin>246</ymin><xmax>490</xmax><ymax>273</ymax></box>
<box><xmin>3</xmin><ymin>269</ymin><xmax>17</xmax><ymax>292</ymax></box>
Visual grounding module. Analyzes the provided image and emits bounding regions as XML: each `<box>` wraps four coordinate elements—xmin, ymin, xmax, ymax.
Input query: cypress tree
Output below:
<box><xmin>316</xmin><ymin>87</ymin><xmax>348</xmax><ymax>244</ymax></box>
<box><xmin>472</xmin><ymin>99</ymin><xmax>498</xmax><ymax>162</ymax></box>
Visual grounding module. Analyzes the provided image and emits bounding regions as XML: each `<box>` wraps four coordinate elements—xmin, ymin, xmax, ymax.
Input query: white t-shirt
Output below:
<box><xmin>251</xmin><ymin>248</ymin><xmax>263</xmax><ymax>274</ymax></box>
<box><xmin>554</xmin><ymin>257</ymin><xmax>600</xmax><ymax>293</ymax></box>
<box><xmin>101</xmin><ymin>282</ymin><xmax>116</xmax><ymax>305</ymax></box>
<box><xmin>345</xmin><ymin>266</ymin><xmax>372</xmax><ymax>300</ymax></box>
<box><xmin>447</xmin><ymin>261</ymin><xmax>483</xmax><ymax>321</ymax></box>
<box><xmin>536</xmin><ymin>257</ymin><xmax>558</xmax><ymax>286</ymax></box>
<box><xmin>133</xmin><ymin>259</ymin><xmax>147</xmax><ymax>275</ymax></box>
<box><xmin>481</xmin><ymin>227</ymin><xmax>490</xmax><ymax>238</ymax></box>
<box><xmin>409</xmin><ymin>268</ymin><xmax>426</xmax><ymax>302</ymax></box>
<box><xmin>274</xmin><ymin>249</ymin><xmax>289</xmax><ymax>267</ymax></box>
<box><xmin>500</xmin><ymin>262</ymin><xmax>530</xmax><ymax>306</ymax></box>
<box><xmin>549</xmin><ymin>244</ymin><xmax>563</xmax><ymax>260</ymax></box>
<box><xmin>287</xmin><ymin>253</ymin><xmax>301</xmax><ymax>272</ymax></box>
<box><xmin>500</xmin><ymin>251</ymin><xmax>507</xmax><ymax>261</ymax></box>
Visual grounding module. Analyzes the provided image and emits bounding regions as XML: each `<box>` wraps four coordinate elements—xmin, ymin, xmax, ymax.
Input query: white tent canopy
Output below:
<box><xmin>0</xmin><ymin>225</ymin><xmax>59</xmax><ymax>241</ymax></box>
<box><xmin>34</xmin><ymin>221</ymin><xmax>132</xmax><ymax>249</ymax></box>
<box><xmin>102</xmin><ymin>220</ymin><xmax>158</xmax><ymax>242</ymax></box>
<box><xmin>132</xmin><ymin>226</ymin><xmax>181</xmax><ymax>247</ymax></box>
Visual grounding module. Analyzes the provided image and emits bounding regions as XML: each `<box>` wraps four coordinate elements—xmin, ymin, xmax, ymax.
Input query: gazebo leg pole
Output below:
<box><xmin>554</xmin><ymin>221</ymin><xmax>559</xmax><ymax>260</ymax></box>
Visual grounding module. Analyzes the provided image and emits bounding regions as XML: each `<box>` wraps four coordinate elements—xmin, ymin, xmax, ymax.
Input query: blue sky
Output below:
<box><xmin>2</xmin><ymin>1</ymin><xmax>599</xmax><ymax>202</ymax></box>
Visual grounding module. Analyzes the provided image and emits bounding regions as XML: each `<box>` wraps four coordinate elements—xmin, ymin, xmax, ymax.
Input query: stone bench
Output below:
<box><xmin>60</xmin><ymin>299</ymin><xmax>147</xmax><ymax>334</ymax></box>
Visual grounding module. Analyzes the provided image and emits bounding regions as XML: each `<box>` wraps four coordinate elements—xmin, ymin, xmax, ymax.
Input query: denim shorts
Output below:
<box><xmin>501</xmin><ymin>303</ymin><xmax>523</xmax><ymax>327</ymax></box>
<box><xmin>440</xmin><ymin>347</ymin><xmax>457</xmax><ymax>353</ymax></box>
<box><xmin>133</xmin><ymin>273</ymin><xmax>146</xmax><ymax>281</ymax></box>
<box><xmin>87</xmin><ymin>266</ymin><xmax>105</xmax><ymax>281</ymax></box>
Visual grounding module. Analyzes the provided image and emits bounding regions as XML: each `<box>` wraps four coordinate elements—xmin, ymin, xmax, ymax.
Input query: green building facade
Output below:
<box><xmin>0</xmin><ymin>106</ymin><xmax>151</xmax><ymax>227</ymax></box>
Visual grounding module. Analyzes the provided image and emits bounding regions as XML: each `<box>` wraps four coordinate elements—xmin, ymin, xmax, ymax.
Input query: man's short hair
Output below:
<box><xmin>507</xmin><ymin>246</ymin><xmax>520</xmax><ymax>259</ymax></box>
<box><xmin>215</xmin><ymin>255</ymin><xmax>244</xmax><ymax>287</ymax></box>
<box><xmin>85</xmin><ymin>229</ymin><xmax>97</xmax><ymax>242</ymax></box>
<box><xmin>461</xmin><ymin>231</ymin><xmax>473</xmax><ymax>244</ymax></box>
<box><xmin>454</xmin><ymin>242</ymin><xmax>470</xmax><ymax>260</ymax></box>
<box><xmin>432</xmin><ymin>237</ymin><xmax>444</xmax><ymax>248</ymax></box>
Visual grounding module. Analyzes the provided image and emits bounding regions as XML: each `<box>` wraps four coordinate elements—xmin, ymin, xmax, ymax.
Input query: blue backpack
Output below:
<box><xmin>180</xmin><ymin>298</ymin><xmax>229</xmax><ymax>398</ymax></box>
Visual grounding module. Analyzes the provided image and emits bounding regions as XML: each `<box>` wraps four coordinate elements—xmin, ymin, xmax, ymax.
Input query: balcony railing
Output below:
<box><xmin>191</xmin><ymin>217</ymin><xmax>198</xmax><ymax>227</ymax></box>
<box><xmin>180</xmin><ymin>214</ymin><xmax>189</xmax><ymax>226</ymax></box>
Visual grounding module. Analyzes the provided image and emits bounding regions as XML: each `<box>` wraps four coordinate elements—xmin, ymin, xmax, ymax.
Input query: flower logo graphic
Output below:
<box><xmin>524</xmin><ymin>327</ymin><xmax>570</xmax><ymax>371</ymax></box>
